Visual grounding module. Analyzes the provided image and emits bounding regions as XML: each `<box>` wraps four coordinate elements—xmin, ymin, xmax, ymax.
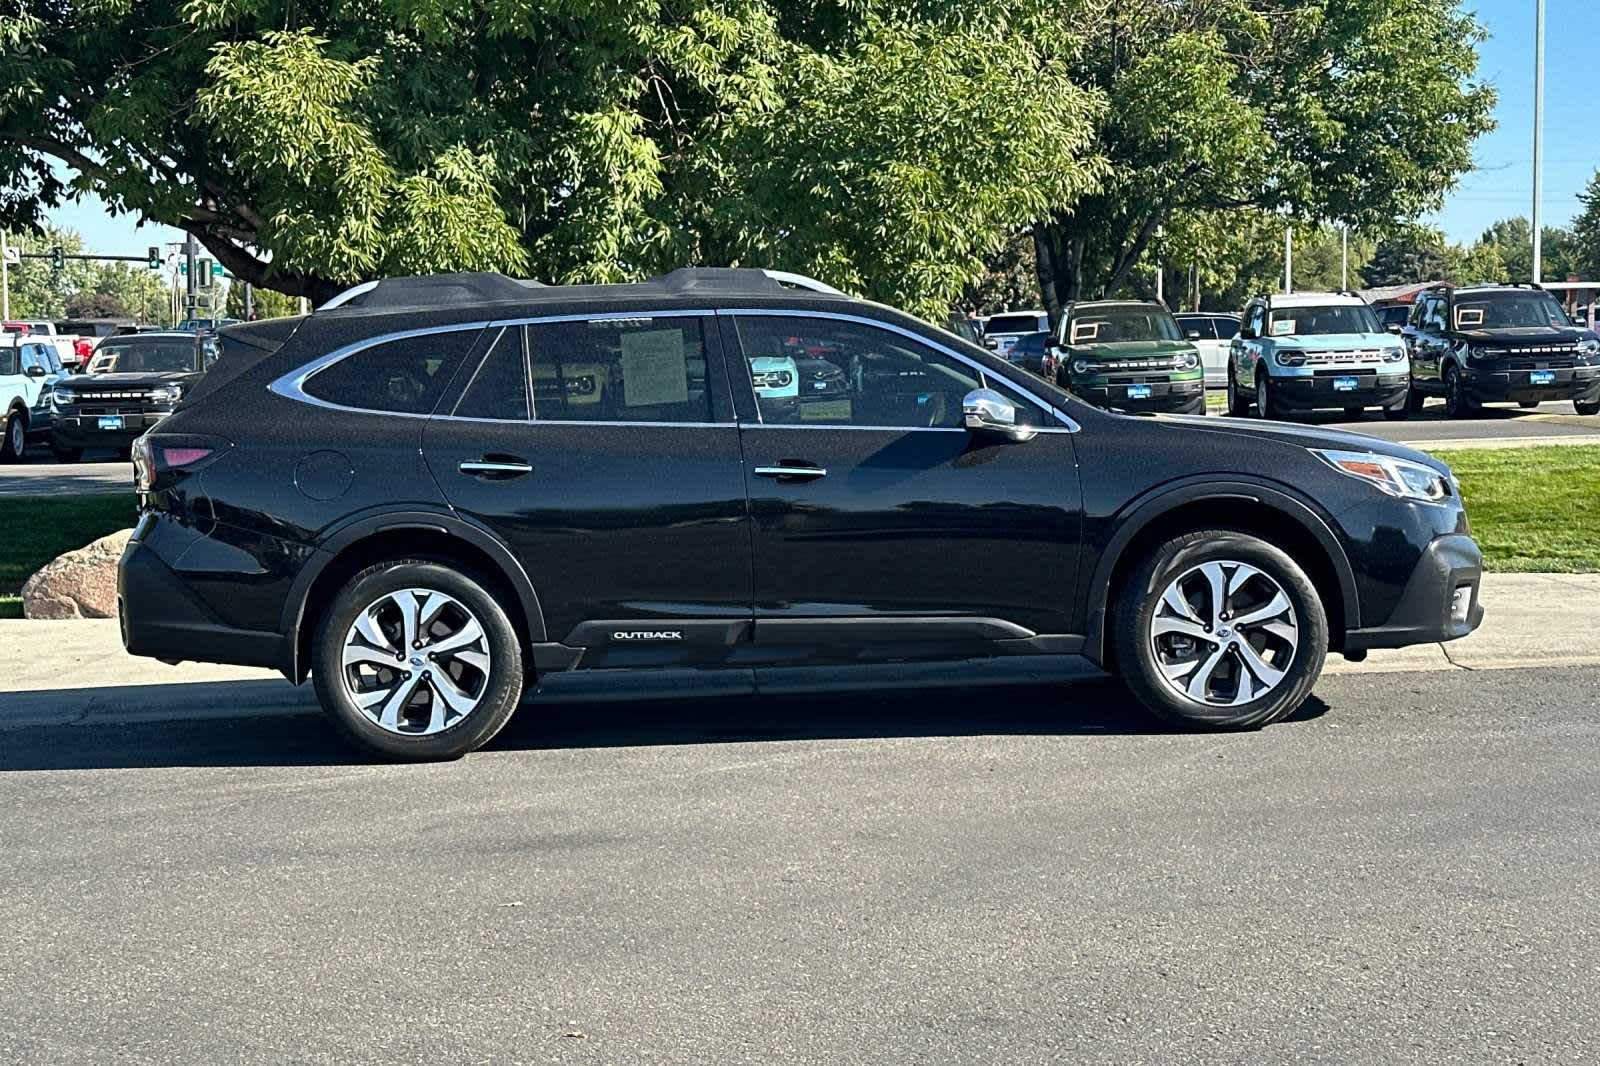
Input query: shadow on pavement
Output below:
<box><xmin>0</xmin><ymin>675</ymin><xmax>1329</xmax><ymax>772</ymax></box>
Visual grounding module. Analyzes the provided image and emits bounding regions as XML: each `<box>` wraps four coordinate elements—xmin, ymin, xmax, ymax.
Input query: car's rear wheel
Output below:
<box><xmin>1226</xmin><ymin>366</ymin><xmax>1251</xmax><ymax>416</ymax></box>
<box><xmin>1576</xmin><ymin>399</ymin><xmax>1600</xmax><ymax>416</ymax></box>
<box><xmin>1112</xmin><ymin>530</ymin><xmax>1328</xmax><ymax>731</ymax></box>
<box><xmin>312</xmin><ymin>560</ymin><xmax>524</xmax><ymax>760</ymax></box>
<box><xmin>1407</xmin><ymin>384</ymin><xmax>1426</xmax><ymax>413</ymax></box>
<box><xmin>1343</xmin><ymin>406</ymin><xmax>1364</xmax><ymax>418</ymax></box>
<box><xmin>1</xmin><ymin>410</ymin><xmax>25</xmax><ymax>462</ymax></box>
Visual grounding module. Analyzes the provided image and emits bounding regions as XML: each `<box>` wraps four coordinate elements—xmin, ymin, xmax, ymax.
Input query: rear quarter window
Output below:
<box><xmin>304</xmin><ymin>328</ymin><xmax>482</xmax><ymax>415</ymax></box>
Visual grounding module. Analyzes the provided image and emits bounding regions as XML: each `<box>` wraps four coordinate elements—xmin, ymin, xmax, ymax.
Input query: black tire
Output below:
<box><xmin>1343</xmin><ymin>406</ymin><xmax>1364</xmax><ymax>418</ymax></box>
<box><xmin>50</xmin><ymin>444</ymin><xmax>84</xmax><ymax>463</ymax></box>
<box><xmin>1406</xmin><ymin>383</ymin><xmax>1426</xmax><ymax>413</ymax></box>
<box><xmin>1112</xmin><ymin>529</ymin><xmax>1328</xmax><ymax>731</ymax></box>
<box><xmin>1518</xmin><ymin>400</ymin><xmax>1540</xmax><ymax>409</ymax></box>
<box><xmin>1383</xmin><ymin>389</ymin><xmax>1411</xmax><ymax>421</ymax></box>
<box><xmin>1443</xmin><ymin>363</ymin><xmax>1477</xmax><ymax>419</ymax></box>
<box><xmin>1255</xmin><ymin>373</ymin><xmax>1279</xmax><ymax>420</ymax></box>
<box><xmin>0</xmin><ymin>410</ymin><xmax>25</xmax><ymax>463</ymax></box>
<box><xmin>1226</xmin><ymin>366</ymin><xmax>1251</xmax><ymax>416</ymax></box>
<box><xmin>311</xmin><ymin>559</ymin><xmax>525</xmax><ymax>760</ymax></box>
<box><xmin>1578</xmin><ymin>399</ymin><xmax>1600</xmax><ymax>416</ymax></box>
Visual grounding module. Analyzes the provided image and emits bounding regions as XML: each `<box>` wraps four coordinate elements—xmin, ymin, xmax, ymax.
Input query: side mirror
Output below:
<box><xmin>1385</xmin><ymin>323</ymin><xmax>1403</xmax><ymax>335</ymax></box>
<box><xmin>1185</xmin><ymin>329</ymin><xmax>1202</xmax><ymax>340</ymax></box>
<box><xmin>963</xmin><ymin>388</ymin><xmax>1035</xmax><ymax>442</ymax></box>
<box><xmin>982</xmin><ymin>337</ymin><xmax>999</xmax><ymax>350</ymax></box>
<box><xmin>25</xmin><ymin>364</ymin><xmax>46</xmax><ymax>379</ymax></box>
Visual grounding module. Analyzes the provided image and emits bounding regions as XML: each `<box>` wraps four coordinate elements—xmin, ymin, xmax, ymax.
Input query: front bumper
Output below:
<box><xmin>1461</xmin><ymin>365</ymin><xmax>1600</xmax><ymax>404</ymax></box>
<box><xmin>1269</xmin><ymin>371</ymin><xmax>1409</xmax><ymax>411</ymax></box>
<box><xmin>1067</xmin><ymin>374</ymin><xmax>1206</xmax><ymax>414</ymax></box>
<box><xmin>119</xmin><ymin>524</ymin><xmax>289</xmax><ymax>672</ymax></box>
<box><xmin>53</xmin><ymin>408</ymin><xmax>174</xmax><ymax>449</ymax></box>
<box><xmin>1343</xmin><ymin>533</ymin><xmax>1484</xmax><ymax>650</ymax></box>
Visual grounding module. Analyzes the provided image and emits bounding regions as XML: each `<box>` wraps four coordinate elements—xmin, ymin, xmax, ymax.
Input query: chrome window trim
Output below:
<box><xmin>718</xmin><ymin>308</ymin><xmax>1080</xmax><ymax>432</ymax></box>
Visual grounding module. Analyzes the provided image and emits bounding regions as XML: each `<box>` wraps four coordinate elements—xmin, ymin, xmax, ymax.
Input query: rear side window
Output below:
<box><xmin>1212</xmin><ymin>317</ymin><xmax>1239</xmax><ymax>340</ymax></box>
<box><xmin>523</xmin><ymin>317</ymin><xmax>712</xmax><ymax>423</ymax></box>
<box><xmin>305</xmin><ymin>328</ymin><xmax>481</xmax><ymax>415</ymax></box>
<box><xmin>0</xmin><ymin>346</ymin><xmax>16</xmax><ymax>376</ymax></box>
<box><xmin>1178</xmin><ymin>317</ymin><xmax>1215</xmax><ymax>340</ymax></box>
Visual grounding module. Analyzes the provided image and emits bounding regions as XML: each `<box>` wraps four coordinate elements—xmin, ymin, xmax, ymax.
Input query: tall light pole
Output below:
<box><xmin>1532</xmin><ymin>0</ymin><xmax>1545</xmax><ymax>284</ymax></box>
<box><xmin>1341</xmin><ymin>226</ymin><xmax>1349</xmax><ymax>290</ymax></box>
<box><xmin>1283</xmin><ymin>224</ymin><xmax>1294</xmax><ymax>294</ymax></box>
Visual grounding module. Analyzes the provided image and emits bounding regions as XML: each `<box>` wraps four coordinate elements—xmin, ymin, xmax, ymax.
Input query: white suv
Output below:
<box><xmin>0</xmin><ymin>336</ymin><xmax>66</xmax><ymax>461</ymax></box>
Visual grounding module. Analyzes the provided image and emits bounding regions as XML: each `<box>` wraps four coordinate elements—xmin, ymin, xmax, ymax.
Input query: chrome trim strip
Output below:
<box><xmin>716</xmin><ymin>307</ymin><xmax>1081</xmax><ymax>432</ymax></box>
<box><xmin>458</xmin><ymin>461</ymin><xmax>533</xmax><ymax>474</ymax></box>
<box><xmin>435</xmin><ymin>415</ymin><xmax>734</xmax><ymax>428</ymax></box>
<box><xmin>754</xmin><ymin>466</ymin><xmax>828</xmax><ymax>478</ymax></box>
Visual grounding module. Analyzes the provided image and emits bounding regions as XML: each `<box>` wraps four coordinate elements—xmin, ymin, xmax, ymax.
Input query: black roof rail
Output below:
<box><xmin>650</xmin><ymin>267</ymin><xmax>790</xmax><ymax>294</ymax></box>
<box><xmin>322</xmin><ymin>272</ymin><xmax>546</xmax><ymax>311</ymax></box>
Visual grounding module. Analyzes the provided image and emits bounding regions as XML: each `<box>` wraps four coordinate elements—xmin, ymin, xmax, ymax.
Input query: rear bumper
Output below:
<box><xmin>119</xmin><ymin>531</ymin><xmax>289</xmax><ymax>672</ymax></box>
<box><xmin>1270</xmin><ymin>372</ymin><xmax>1409</xmax><ymax>410</ymax></box>
<box><xmin>1461</xmin><ymin>366</ymin><xmax>1600</xmax><ymax>404</ymax></box>
<box><xmin>1344</xmin><ymin>533</ymin><xmax>1484</xmax><ymax>650</ymax></box>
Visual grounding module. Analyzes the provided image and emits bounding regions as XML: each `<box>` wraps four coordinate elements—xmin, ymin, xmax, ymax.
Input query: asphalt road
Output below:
<box><xmin>5</xmin><ymin>665</ymin><xmax>1598</xmax><ymax>1064</ymax></box>
<box><xmin>0</xmin><ymin>453</ymin><xmax>130</xmax><ymax>497</ymax></box>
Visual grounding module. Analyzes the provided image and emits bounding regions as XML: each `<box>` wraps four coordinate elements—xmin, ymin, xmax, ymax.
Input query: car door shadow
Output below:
<box><xmin>0</xmin><ymin>676</ymin><xmax>1329</xmax><ymax>772</ymax></box>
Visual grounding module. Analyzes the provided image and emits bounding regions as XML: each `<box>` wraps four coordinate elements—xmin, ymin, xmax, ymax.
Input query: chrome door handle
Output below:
<box><xmin>458</xmin><ymin>460</ymin><xmax>533</xmax><ymax>477</ymax></box>
<box><xmin>754</xmin><ymin>465</ymin><xmax>827</xmax><ymax>480</ymax></box>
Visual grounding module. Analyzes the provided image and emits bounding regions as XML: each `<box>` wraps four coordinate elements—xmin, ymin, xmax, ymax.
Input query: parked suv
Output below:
<box><xmin>1228</xmin><ymin>292</ymin><xmax>1410</xmax><ymax>420</ymax></box>
<box><xmin>1</xmin><ymin>336</ymin><xmax>66</xmax><ymax>461</ymax></box>
<box><xmin>1173</xmin><ymin>312</ymin><xmax>1240</xmax><ymax>389</ymax></box>
<box><xmin>49</xmin><ymin>331</ymin><xmax>208</xmax><ymax>460</ymax></box>
<box><xmin>981</xmin><ymin>310</ymin><xmax>1048</xmax><ymax>359</ymax></box>
<box><xmin>120</xmin><ymin>269</ymin><xmax>1483</xmax><ymax>760</ymax></box>
<box><xmin>1052</xmin><ymin>300</ymin><xmax>1205</xmax><ymax>413</ymax></box>
<box><xmin>1402</xmin><ymin>284</ymin><xmax>1600</xmax><ymax>417</ymax></box>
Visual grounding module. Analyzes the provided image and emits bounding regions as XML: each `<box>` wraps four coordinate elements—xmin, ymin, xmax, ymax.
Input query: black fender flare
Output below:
<box><xmin>279</xmin><ymin>508</ymin><xmax>547</xmax><ymax>678</ymax></box>
<box><xmin>1082</xmin><ymin>478</ymin><xmax>1361</xmax><ymax>665</ymax></box>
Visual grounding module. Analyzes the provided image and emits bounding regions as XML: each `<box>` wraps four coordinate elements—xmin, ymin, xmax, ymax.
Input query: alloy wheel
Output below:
<box><xmin>1148</xmin><ymin>560</ymin><xmax>1299</xmax><ymax>707</ymax></box>
<box><xmin>10</xmin><ymin>420</ymin><xmax>21</xmax><ymax>454</ymax></box>
<box><xmin>1255</xmin><ymin>375</ymin><xmax>1269</xmax><ymax>419</ymax></box>
<box><xmin>340</xmin><ymin>587</ymin><xmax>492</xmax><ymax>735</ymax></box>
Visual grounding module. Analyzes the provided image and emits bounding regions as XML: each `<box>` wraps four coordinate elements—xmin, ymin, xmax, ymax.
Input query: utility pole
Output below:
<box><xmin>1341</xmin><ymin>226</ymin><xmax>1349</xmax><ymax>291</ymax></box>
<box><xmin>1154</xmin><ymin>262</ymin><xmax>1164</xmax><ymax>306</ymax></box>
<box><xmin>1</xmin><ymin>231</ymin><xmax>10</xmax><ymax>320</ymax></box>
<box><xmin>1532</xmin><ymin>0</ymin><xmax>1546</xmax><ymax>283</ymax></box>
<box><xmin>1283</xmin><ymin>225</ymin><xmax>1294</xmax><ymax>294</ymax></box>
<box><xmin>244</xmin><ymin>282</ymin><xmax>254</xmax><ymax>321</ymax></box>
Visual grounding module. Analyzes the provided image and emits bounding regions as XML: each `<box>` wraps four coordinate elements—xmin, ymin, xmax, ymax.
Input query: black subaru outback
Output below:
<box><xmin>120</xmin><ymin>269</ymin><xmax>1484</xmax><ymax>759</ymax></box>
<box><xmin>1402</xmin><ymin>283</ymin><xmax>1600</xmax><ymax>417</ymax></box>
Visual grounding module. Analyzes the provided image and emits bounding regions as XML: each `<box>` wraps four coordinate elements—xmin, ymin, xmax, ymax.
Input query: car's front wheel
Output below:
<box><xmin>1255</xmin><ymin>374</ymin><xmax>1280</xmax><ymax>420</ymax></box>
<box><xmin>1</xmin><ymin>410</ymin><xmax>26</xmax><ymax>462</ymax></box>
<box><xmin>1443</xmin><ymin>364</ymin><xmax>1477</xmax><ymax>419</ymax></box>
<box><xmin>1576</xmin><ymin>398</ymin><xmax>1600</xmax><ymax>416</ymax></box>
<box><xmin>312</xmin><ymin>560</ymin><xmax>525</xmax><ymax>760</ymax></box>
<box><xmin>1112</xmin><ymin>530</ymin><xmax>1328</xmax><ymax>730</ymax></box>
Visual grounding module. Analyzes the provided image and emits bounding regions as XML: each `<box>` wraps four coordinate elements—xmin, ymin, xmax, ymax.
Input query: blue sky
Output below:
<box><xmin>38</xmin><ymin>0</ymin><xmax>1600</xmax><ymax>256</ymax></box>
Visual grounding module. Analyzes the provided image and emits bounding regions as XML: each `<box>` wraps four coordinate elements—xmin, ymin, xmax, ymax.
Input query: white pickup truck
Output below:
<box><xmin>2</xmin><ymin>320</ymin><xmax>85</xmax><ymax>372</ymax></box>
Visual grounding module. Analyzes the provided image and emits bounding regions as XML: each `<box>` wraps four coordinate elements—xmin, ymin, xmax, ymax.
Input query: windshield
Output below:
<box><xmin>1454</xmin><ymin>292</ymin><xmax>1571</xmax><ymax>330</ymax></box>
<box><xmin>96</xmin><ymin>340</ymin><xmax>198</xmax><ymax>373</ymax></box>
<box><xmin>1268</xmin><ymin>304</ymin><xmax>1379</xmax><ymax>336</ymax></box>
<box><xmin>1069</xmin><ymin>306</ymin><xmax>1182</xmax><ymax>344</ymax></box>
<box><xmin>985</xmin><ymin>313</ymin><xmax>1044</xmax><ymax>335</ymax></box>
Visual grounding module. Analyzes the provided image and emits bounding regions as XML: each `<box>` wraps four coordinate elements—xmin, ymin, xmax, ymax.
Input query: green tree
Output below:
<box><xmin>1574</xmin><ymin>172</ymin><xmax>1600</xmax><ymax>281</ymax></box>
<box><xmin>1031</xmin><ymin>0</ymin><xmax>1496</xmax><ymax>320</ymax></box>
<box><xmin>0</xmin><ymin>1</ymin><xmax>1103</xmax><ymax>319</ymax></box>
<box><xmin>225</xmin><ymin>283</ymin><xmax>298</xmax><ymax>320</ymax></box>
<box><xmin>960</xmin><ymin>232</ymin><xmax>1040</xmax><ymax>314</ymax></box>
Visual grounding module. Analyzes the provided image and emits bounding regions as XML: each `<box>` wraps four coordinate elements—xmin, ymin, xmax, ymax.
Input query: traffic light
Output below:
<box><xmin>148</xmin><ymin>246</ymin><xmax>160</xmax><ymax>270</ymax></box>
<box><xmin>197</xmin><ymin>258</ymin><xmax>214</xmax><ymax>286</ymax></box>
<box><xmin>50</xmin><ymin>245</ymin><xmax>64</xmax><ymax>270</ymax></box>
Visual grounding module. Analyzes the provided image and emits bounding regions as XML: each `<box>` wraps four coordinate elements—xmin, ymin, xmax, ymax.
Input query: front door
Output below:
<box><xmin>722</xmin><ymin>311</ymin><xmax>1082</xmax><ymax>656</ymax></box>
<box><xmin>421</xmin><ymin>312</ymin><xmax>753</xmax><ymax>667</ymax></box>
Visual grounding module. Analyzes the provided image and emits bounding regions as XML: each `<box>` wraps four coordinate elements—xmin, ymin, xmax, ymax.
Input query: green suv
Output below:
<box><xmin>1050</xmin><ymin>300</ymin><xmax>1205</xmax><ymax>414</ymax></box>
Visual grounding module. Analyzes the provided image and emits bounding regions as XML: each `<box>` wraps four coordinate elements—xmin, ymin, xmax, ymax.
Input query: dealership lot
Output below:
<box><xmin>3</xmin><ymin>665</ymin><xmax>1598</xmax><ymax>1064</ymax></box>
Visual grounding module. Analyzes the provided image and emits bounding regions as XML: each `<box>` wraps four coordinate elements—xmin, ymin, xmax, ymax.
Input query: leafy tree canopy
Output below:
<box><xmin>0</xmin><ymin>0</ymin><xmax>1103</xmax><ymax>318</ymax></box>
<box><xmin>1032</xmin><ymin>0</ymin><xmax>1496</xmax><ymax>320</ymax></box>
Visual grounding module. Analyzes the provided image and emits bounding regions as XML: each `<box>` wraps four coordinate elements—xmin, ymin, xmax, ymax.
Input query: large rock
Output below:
<box><xmin>22</xmin><ymin>529</ymin><xmax>135</xmax><ymax>620</ymax></box>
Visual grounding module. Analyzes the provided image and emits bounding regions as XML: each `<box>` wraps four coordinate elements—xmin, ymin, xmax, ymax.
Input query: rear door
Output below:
<box><xmin>723</xmin><ymin>310</ymin><xmax>1083</xmax><ymax>656</ymax></box>
<box><xmin>420</xmin><ymin>311</ymin><xmax>753</xmax><ymax>667</ymax></box>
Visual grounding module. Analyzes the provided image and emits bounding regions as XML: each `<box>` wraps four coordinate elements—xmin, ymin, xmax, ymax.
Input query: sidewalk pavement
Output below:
<box><xmin>1</xmin><ymin>573</ymin><xmax>1595</xmax><ymax>728</ymax></box>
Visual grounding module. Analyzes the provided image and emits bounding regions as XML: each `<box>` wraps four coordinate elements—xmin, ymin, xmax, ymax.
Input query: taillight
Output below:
<box><xmin>134</xmin><ymin>434</ymin><xmax>230</xmax><ymax>493</ymax></box>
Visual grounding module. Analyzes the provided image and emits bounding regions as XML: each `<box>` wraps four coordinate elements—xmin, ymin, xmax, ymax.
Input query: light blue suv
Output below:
<box><xmin>1227</xmin><ymin>292</ymin><xmax>1411</xmax><ymax>420</ymax></box>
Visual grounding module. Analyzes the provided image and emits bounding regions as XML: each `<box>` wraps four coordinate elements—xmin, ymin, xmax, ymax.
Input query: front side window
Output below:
<box><xmin>733</xmin><ymin>315</ymin><xmax>1038</xmax><ymax>429</ymax></box>
<box><xmin>1213</xmin><ymin>317</ymin><xmax>1240</xmax><ymax>340</ymax></box>
<box><xmin>1423</xmin><ymin>298</ymin><xmax>1447</xmax><ymax>332</ymax></box>
<box><xmin>523</xmin><ymin>316</ymin><xmax>711</xmax><ymax>424</ymax></box>
<box><xmin>304</xmin><ymin>328</ymin><xmax>480</xmax><ymax>415</ymax></box>
<box><xmin>1267</xmin><ymin>304</ymin><xmax>1380</xmax><ymax>336</ymax></box>
<box><xmin>1177</xmin><ymin>316</ymin><xmax>1215</xmax><ymax>340</ymax></box>
<box><xmin>1247</xmin><ymin>304</ymin><xmax>1265</xmax><ymax>338</ymax></box>
<box><xmin>20</xmin><ymin>344</ymin><xmax>47</xmax><ymax>373</ymax></box>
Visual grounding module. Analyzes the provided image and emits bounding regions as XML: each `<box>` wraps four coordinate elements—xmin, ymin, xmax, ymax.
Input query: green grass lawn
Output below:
<box><xmin>1432</xmin><ymin>446</ymin><xmax>1600</xmax><ymax>573</ymax></box>
<box><xmin>0</xmin><ymin>495</ymin><xmax>137</xmax><ymax>617</ymax></box>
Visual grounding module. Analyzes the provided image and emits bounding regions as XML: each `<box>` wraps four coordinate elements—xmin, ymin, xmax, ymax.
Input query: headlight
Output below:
<box><xmin>1579</xmin><ymin>338</ymin><xmax>1599</xmax><ymax>359</ymax></box>
<box><xmin>1312</xmin><ymin>449</ymin><xmax>1452</xmax><ymax>504</ymax></box>
<box><xmin>50</xmin><ymin>388</ymin><xmax>75</xmax><ymax>409</ymax></box>
<box><xmin>1275</xmin><ymin>349</ymin><xmax>1306</xmax><ymax>367</ymax></box>
<box><xmin>149</xmin><ymin>384</ymin><xmax>184</xmax><ymax>405</ymax></box>
<box><xmin>1174</xmin><ymin>351</ymin><xmax>1199</xmax><ymax>370</ymax></box>
<box><xmin>1071</xmin><ymin>359</ymin><xmax>1090</xmax><ymax>375</ymax></box>
<box><xmin>1382</xmin><ymin>346</ymin><xmax>1406</xmax><ymax>363</ymax></box>
<box><xmin>1464</xmin><ymin>344</ymin><xmax>1492</xmax><ymax>362</ymax></box>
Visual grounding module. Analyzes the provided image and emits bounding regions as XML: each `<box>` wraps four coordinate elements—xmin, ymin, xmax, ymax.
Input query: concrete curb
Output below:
<box><xmin>2</xmin><ymin>573</ymin><xmax>1596</xmax><ymax>728</ymax></box>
